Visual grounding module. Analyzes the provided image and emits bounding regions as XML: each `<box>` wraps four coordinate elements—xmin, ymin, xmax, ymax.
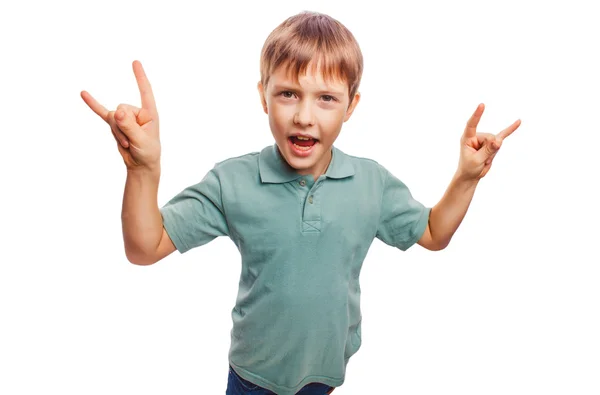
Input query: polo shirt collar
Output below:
<box><xmin>259</xmin><ymin>144</ymin><xmax>355</xmax><ymax>184</ymax></box>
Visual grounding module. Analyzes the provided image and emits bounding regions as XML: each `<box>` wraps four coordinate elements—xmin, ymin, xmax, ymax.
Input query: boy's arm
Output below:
<box><xmin>417</xmin><ymin>173</ymin><xmax>478</xmax><ymax>251</ymax></box>
<box><xmin>122</xmin><ymin>167</ymin><xmax>175</xmax><ymax>265</ymax></box>
<box><xmin>81</xmin><ymin>61</ymin><xmax>174</xmax><ymax>265</ymax></box>
<box><xmin>418</xmin><ymin>103</ymin><xmax>521</xmax><ymax>251</ymax></box>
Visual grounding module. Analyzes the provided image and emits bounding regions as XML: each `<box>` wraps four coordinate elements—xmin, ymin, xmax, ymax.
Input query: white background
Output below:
<box><xmin>1</xmin><ymin>0</ymin><xmax>599</xmax><ymax>394</ymax></box>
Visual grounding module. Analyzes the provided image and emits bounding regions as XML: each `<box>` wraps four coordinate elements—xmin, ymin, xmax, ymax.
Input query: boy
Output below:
<box><xmin>81</xmin><ymin>11</ymin><xmax>520</xmax><ymax>395</ymax></box>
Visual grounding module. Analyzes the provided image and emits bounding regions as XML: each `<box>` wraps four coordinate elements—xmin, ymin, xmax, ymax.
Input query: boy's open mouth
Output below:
<box><xmin>289</xmin><ymin>135</ymin><xmax>318</xmax><ymax>151</ymax></box>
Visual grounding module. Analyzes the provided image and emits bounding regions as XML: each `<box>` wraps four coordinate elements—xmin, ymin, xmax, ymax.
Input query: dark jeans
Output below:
<box><xmin>226</xmin><ymin>365</ymin><xmax>335</xmax><ymax>394</ymax></box>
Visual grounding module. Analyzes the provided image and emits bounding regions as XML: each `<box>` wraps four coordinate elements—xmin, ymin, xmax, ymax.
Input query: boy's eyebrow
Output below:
<box><xmin>272</xmin><ymin>84</ymin><xmax>345</xmax><ymax>96</ymax></box>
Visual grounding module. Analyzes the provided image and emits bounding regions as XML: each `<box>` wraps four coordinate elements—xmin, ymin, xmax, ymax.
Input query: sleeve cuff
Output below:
<box><xmin>160</xmin><ymin>208</ymin><xmax>190</xmax><ymax>254</ymax></box>
<box><xmin>396</xmin><ymin>206</ymin><xmax>431</xmax><ymax>251</ymax></box>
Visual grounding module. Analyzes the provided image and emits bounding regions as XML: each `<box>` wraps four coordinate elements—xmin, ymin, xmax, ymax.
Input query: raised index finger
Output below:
<box><xmin>132</xmin><ymin>60</ymin><xmax>157</xmax><ymax>115</ymax></box>
<box><xmin>463</xmin><ymin>103</ymin><xmax>484</xmax><ymax>139</ymax></box>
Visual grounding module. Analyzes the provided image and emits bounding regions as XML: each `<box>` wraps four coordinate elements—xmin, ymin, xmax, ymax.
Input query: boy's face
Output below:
<box><xmin>258</xmin><ymin>64</ymin><xmax>360</xmax><ymax>178</ymax></box>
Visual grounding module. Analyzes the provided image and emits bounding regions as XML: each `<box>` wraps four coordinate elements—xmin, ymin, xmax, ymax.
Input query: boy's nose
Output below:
<box><xmin>293</xmin><ymin>103</ymin><xmax>315</xmax><ymax>126</ymax></box>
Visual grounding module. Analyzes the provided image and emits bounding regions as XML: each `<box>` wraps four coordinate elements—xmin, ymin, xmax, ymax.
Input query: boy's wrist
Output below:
<box><xmin>127</xmin><ymin>164</ymin><xmax>161</xmax><ymax>181</ymax></box>
<box><xmin>453</xmin><ymin>169</ymin><xmax>479</xmax><ymax>190</ymax></box>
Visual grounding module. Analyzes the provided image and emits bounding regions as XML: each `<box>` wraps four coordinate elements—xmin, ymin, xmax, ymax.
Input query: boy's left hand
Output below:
<box><xmin>457</xmin><ymin>103</ymin><xmax>521</xmax><ymax>181</ymax></box>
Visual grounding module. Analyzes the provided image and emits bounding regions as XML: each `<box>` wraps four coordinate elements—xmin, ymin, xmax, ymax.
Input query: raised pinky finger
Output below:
<box><xmin>497</xmin><ymin>119</ymin><xmax>521</xmax><ymax>140</ymax></box>
<box><xmin>81</xmin><ymin>91</ymin><xmax>109</xmax><ymax>122</ymax></box>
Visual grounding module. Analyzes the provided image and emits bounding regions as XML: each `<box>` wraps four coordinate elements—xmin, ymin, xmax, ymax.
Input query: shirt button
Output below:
<box><xmin>308</xmin><ymin>195</ymin><xmax>313</xmax><ymax>204</ymax></box>
<box><xmin>299</xmin><ymin>179</ymin><xmax>306</xmax><ymax>187</ymax></box>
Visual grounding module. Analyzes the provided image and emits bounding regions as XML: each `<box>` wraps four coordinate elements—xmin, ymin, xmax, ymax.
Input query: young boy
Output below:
<box><xmin>81</xmin><ymin>11</ymin><xmax>520</xmax><ymax>395</ymax></box>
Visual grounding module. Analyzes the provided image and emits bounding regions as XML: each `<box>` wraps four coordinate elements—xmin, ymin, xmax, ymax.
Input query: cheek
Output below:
<box><xmin>270</xmin><ymin>105</ymin><xmax>294</xmax><ymax>125</ymax></box>
<box><xmin>318</xmin><ymin>110</ymin><xmax>345</xmax><ymax>134</ymax></box>
<box><xmin>268</xmin><ymin>106</ymin><xmax>289</xmax><ymax>134</ymax></box>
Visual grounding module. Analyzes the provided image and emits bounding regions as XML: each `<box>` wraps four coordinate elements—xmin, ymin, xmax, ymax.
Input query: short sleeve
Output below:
<box><xmin>376</xmin><ymin>168</ymin><xmax>431</xmax><ymax>251</ymax></box>
<box><xmin>159</xmin><ymin>169</ymin><xmax>229</xmax><ymax>253</ymax></box>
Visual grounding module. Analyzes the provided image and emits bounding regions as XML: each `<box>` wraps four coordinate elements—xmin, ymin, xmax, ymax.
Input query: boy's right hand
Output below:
<box><xmin>81</xmin><ymin>60</ymin><xmax>161</xmax><ymax>171</ymax></box>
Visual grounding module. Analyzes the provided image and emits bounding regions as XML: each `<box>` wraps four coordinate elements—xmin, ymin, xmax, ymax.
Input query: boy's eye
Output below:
<box><xmin>278</xmin><ymin>91</ymin><xmax>337</xmax><ymax>102</ymax></box>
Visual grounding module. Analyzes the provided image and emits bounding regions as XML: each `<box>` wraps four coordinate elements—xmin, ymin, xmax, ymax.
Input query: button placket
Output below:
<box><xmin>302</xmin><ymin>182</ymin><xmax>321</xmax><ymax>232</ymax></box>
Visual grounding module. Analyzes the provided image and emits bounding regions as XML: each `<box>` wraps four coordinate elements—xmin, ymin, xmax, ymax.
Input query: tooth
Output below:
<box><xmin>297</xmin><ymin>136</ymin><xmax>309</xmax><ymax>140</ymax></box>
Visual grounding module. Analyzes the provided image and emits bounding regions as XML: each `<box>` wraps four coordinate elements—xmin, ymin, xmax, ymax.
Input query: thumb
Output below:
<box><xmin>114</xmin><ymin>108</ymin><xmax>141</xmax><ymax>137</ymax></box>
<box><xmin>479</xmin><ymin>138</ymin><xmax>501</xmax><ymax>160</ymax></box>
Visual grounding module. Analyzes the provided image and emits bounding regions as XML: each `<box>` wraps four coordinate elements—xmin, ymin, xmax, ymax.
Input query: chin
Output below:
<box><xmin>286</xmin><ymin>157</ymin><xmax>317</xmax><ymax>172</ymax></box>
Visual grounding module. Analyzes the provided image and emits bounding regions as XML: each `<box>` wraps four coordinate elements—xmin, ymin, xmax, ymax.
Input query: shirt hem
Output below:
<box><xmin>229</xmin><ymin>362</ymin><xmax>345</xmax><ymax>395</ymax></box>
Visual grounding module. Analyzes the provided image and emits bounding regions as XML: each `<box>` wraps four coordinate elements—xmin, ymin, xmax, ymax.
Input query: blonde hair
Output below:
<box><xmin>260</xmin><ymin>11</ymin><xmax>363</xmax><ymax>101</ymax></box>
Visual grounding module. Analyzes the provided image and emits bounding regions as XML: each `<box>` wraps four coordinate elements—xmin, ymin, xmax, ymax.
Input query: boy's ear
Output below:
<box><xmin>343</xmin><ymin>92</ymin><xmax>361</xmax><ymax>122</ymax></box>
<box><xmin>257</xmin><ymin>81</ymin><xmax>268</xmax><ymax>114</ymax></box>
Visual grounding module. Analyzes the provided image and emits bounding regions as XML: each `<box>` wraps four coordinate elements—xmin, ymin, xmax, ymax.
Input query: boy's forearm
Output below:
<box><xmin>121</xmin><ymin>166</ymin><xmax>163</xmax><ymax>262</ymax></box>
<box><xmin>428</xmin><ymin>171</ymin><xmax>479</xmax><ymax>249</ymax></box>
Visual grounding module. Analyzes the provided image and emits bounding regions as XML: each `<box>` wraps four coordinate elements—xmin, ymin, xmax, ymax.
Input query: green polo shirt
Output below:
<box><xmin>159</xmin><ymin>144</ymin><xmax>430</xmax><ymax>395</ymax></box>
